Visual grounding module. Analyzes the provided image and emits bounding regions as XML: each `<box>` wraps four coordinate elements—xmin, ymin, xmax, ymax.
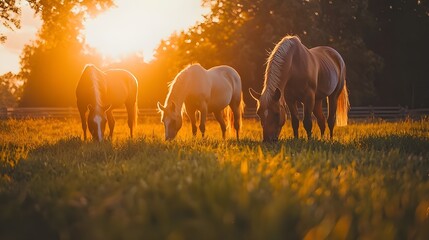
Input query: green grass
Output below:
<box><xmin>1</xmin><ymin>118</ymin><xmax>429</xmax><ymax>239</ymax></box>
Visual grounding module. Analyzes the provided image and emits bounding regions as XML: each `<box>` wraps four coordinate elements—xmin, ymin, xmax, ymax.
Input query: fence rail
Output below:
<box><xmin>1</xmin><ymin>106</ymin><xmax>428</xmax><ymax>121</ymax></box>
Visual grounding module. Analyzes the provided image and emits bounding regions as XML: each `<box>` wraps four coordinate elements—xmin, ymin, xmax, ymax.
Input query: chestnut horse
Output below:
<box><xmin>250</xmin><ymin>36</ymin><xmax>349</xmax><ymax>142</ymax></box>
<box><xmin>157</xmin><ymin>64</ymin><xmax>244</xmax><ymax>140</ymax></box>
<box><xmin>76</xmin><ymin>64</ymin><xmax>138</xmax><ymax>141</ymax></box>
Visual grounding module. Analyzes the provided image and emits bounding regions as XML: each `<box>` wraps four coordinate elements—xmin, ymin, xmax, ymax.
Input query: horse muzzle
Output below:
<box><xmin>263</xmin><ymin>136</ymin><xmax>279</xmax><ymax>142</ymax></box>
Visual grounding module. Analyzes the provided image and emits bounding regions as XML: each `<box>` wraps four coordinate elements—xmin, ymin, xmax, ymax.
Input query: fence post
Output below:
<box><xmin>369</xmin><ymin>105</ymin><xmax>374</xmax><ymax>120</ymax></box>
<box><xmin>403</xmin><ymin>106</ymin><xmax>409</xmax><ymax>120</ymax></box>
<box><xmin>0</xmin><ymin>107</ymin><xmax>6</xmax><ymax>119</ymax></box>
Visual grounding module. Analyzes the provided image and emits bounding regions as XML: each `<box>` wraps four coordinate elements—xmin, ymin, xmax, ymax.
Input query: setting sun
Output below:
<box><xmin>83</xmin><ymin>0</ymin><xmax>208</xmax><ymax>62</ymax></box>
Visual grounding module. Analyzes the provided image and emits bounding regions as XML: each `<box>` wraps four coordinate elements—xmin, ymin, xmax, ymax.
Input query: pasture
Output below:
<box><xmin>1</xmin><ymin>117</ymin><xmax>429</xmax><ymax>239</ymax></box>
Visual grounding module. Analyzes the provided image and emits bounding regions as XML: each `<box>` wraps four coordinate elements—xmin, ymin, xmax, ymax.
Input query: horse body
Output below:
<box><xmin>76</xmin><ymin>64</ymin><xmax>138</xmax><ymax>141</ymax></box>
<box><xmin>250</xmin><ymin>36</ymin><xmax>349</xmax><ymax>141</ymax></box>
<box><xmin>104</xmin><ymin>69</ymin><xmax>138</xmax><ymax>108</ymax></box>
<box><xmin>206</xmin><ymin>65</ymin><xmax>242</xmax><ymax>112</ymax></box>
<box><xmin>158</xmin><ymin>64</ymin><xmax>244</xmax><ymax>140</ymax></box>
<box><xmin>283</xmin><ymin>46</ymin><xmax>343</xmax><ymax>101</ymax></box>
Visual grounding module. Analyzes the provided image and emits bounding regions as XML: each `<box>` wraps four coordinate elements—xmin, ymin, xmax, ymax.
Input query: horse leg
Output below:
<box><xmin>313</xmin><ymin>99</ymin><xmax>326</xmax><ymax>138</ymax></box>
<box><xmin>186</xmin><ymin>104</ymin><xmax>198</xmax><ymax>137</ymax></box>
<box><xmin>199</xmin><ymin>103</ymin><xmax>208</xmax><ymax>138</ymax></box>
<box><xmin>327</xmin><ymin>95</ymin><xmax>338</xmax><ymax>139</ymax></box>
<box><xmin>126</xmin><ymin>103</ymin><xmax>136</xmax><ymax>138</ymax></box>
<box><xmin>231</xmin><ymin>104</ymin><xmax>241</xmax><ymax>141</ymax></box>
<box><xmin>303</xmin><ymin>93</ymin><xmax>315</xmax><ymax>139</ymax></box>
<box><xmin>106</xmin><ymin>110</ymin><xmax>115</xmax><ymax>140</ymax></box>
<box><xmin>213</xmin><ymin>110</ymin><xmax>227</xmax><ymax>139</ymax></box>
<box><xmin>77</xmin><ymin>103</ymin><xmax>87</xmax><ymax>140</ymax></box>
<box><xmin>286</xmin><ymin>98</ymin><xmax>299</xmax><ymax>138</ymax></box>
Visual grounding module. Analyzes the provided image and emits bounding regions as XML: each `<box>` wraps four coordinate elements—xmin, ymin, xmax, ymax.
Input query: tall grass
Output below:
<box><xmin>1</xmin><ymin>118</ymin><xmax>428</xmax><ymax>239</ymax></box>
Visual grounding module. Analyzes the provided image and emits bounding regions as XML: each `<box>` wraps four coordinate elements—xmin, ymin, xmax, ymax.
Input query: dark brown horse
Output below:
<box><xmin>76</xmin><ymin>64</ymin><xmax>138</xmax><ymax>141</ymax></box>
<box><xmin>250</xmin><ymin>36</ymin><xmax>349</xmax><ymax>142</ymax></box>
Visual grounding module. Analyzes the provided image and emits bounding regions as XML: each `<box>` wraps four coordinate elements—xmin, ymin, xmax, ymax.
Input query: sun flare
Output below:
<box><xmin>83</xmin><ymin>0</ymin><xmax>208</xmax><ymax>62</ymax></box>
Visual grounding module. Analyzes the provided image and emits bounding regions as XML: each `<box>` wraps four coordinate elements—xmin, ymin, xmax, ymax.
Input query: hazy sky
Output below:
<box><xmin>0</xmin><ymin>0</ymin><xmax>208</xmax><ymax>75</ymax></box>
<box><xmin>0</xmin><ymin>2</ymin><xmax>41</xmax><ymax>75</ymax></box>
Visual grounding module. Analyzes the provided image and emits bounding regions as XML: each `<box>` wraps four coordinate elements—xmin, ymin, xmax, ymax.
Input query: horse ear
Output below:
<box><xmin>273</xmin><ymin>88</ymin><xmax>281</xmax><ymax>101</ymax></box>
<box><xmin>249</xmin><ymin>88</ymin><xmax>261</xmax><ymax>101</ymax></box>
<box><xmin>157</xmin><ymin>102</ymin><xmax>166</xmax><ymax>111</ymax></box>
<box><xmin>103</xmin><ymin>105</ymin><xmax>112</xmax><ymax>112</ymax></box>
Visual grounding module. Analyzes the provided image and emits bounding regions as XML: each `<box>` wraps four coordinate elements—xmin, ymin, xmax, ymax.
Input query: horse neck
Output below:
<box><xmin>261</xmin><ymin>39</ymin><xmax>296</xmax><ymax>104</ymax></box>
<box><xmin>165</xmin><ymin>77</ymin><xmax>188</xmax><ymax>114</ymax></box>
<box><xmin>89</xmin><ymin>69</ymin><xmax>106</xmax><ymax>108</ymax></box>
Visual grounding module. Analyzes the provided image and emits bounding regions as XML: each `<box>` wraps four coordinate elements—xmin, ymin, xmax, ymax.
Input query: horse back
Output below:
<box><xmin>104</xmin><ymin>69</ymin><xmax>138</xmax><ymax>107</ymax></box>
<box><xmin>310</xmin><ymin>46</ymin><xmax>345</xmax><ymax>97</ymax></box>
<box><xmin>208</xmin><ymin>66</ymin><xmax>241</xmax><ymax>92</ymax></box>
<box><xmin>206</xmin><ymin>66</ymin><xmax>242</xmax><ymax>110</ymax></box>
<box><xmin>76</xmin><ymin>65</ymin><xmax>105</xmax><ymax>107</ymax></box>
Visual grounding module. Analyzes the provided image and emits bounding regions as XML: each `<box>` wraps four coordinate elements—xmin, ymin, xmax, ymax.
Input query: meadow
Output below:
<box><xmin>1</xmin><ymin>117</ymin><xmax>428</xmax><ymax>239</ymax></box>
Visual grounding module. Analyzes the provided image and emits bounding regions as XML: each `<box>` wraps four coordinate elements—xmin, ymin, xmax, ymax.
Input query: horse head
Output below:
<box><xmin>249</xmin><ymin>88</ymin><xmax>286</xmax><ymax>142</ymax></box>
<box><xmin>87</xmin><ymin>104</ymin><xmax>111</xmax><ymax>142</ymax></box>
<box><xmin>157</xmin><ymin>101</ymin><xmax>182</xmax><ymax>140</ymax></box>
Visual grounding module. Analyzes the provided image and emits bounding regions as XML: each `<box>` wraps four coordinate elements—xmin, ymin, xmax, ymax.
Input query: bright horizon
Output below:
<box><xmin>0</xmin><ymin>2</ymin><xmax>41</xmax><ymax>75</ymax></box>
<box><xmin>83</xmin><ymin>0</ymin><xmax>209</xmax><ymax>62</ymax></box>
<box><xmin>0</xmin><ymin>0</ymin><xmax>208</xmax><ymax>75</ymax></box>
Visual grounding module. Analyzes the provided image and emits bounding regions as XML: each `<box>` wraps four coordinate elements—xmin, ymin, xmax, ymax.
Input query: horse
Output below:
<box><xmin>249</xmin><ymin>35</ymin><xmax>349</xmax><ymax>142</ymax></box>
<box><xmin>76</xmin><ymin>64</ymin><xmax>138</xmax><ymax>141</ymax></box>
<box><xmin>157</xmin><ymin>63</ymin><xmax>244</xmax><ymax>140</ymax></box>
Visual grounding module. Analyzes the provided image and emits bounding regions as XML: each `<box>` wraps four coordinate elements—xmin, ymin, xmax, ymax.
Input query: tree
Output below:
<box><xmin>368</xmin><ymin>0</ymin><xmax>429</xmax><ymax>107</ymax></box>
<box><xmin>18</xmin><ymin>0</ymin><xmax>113</xmax><ymax>107</ymax></box>
<box><xmin>153</xmin><ymin>0</ymin><xmax>382</xmax><ymax>106</ymax></box>
<box><xmin>316</xmin><ymin>0</ymin><xmax>383</xmax><ymax>105</ymax></box>
<box><xmin>1</xmin><ymin>0</ymin><xmax>112</xmax><ymax>42</ymax></box>
<box><xmin>0</xmin><ymin>0</ymin><xmax>21</xmax><ymax>42</ymax></box>
<box><xmin>0</xmin><ymin>72</ymin><xmax>22</xmax><ymax>107</ymax></box>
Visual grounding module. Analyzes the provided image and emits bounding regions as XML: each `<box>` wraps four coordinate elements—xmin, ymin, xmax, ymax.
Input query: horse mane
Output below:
<box><xmin>261</xmin><ymin>35</ymin><xmax>300</xmax><ymax>104</ymax></box>
<box><xmin>164</xmin><ymin>63</ymin><xmax>203</xmax><ymax>114</ymax></box>
<box><xmin>81</xmin><ymin>64</ymin><xmax>106</xmax><ymax>108</ymax></box>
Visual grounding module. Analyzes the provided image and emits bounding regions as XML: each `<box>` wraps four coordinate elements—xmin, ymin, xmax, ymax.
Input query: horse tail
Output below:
<box><xmin>225</xmin><ymin>93</ymin><xmax>245</xmax><ymax>134</ymax></box>
<box><xmin>226</xmin><ymin>107</ymin><xmax>233</xmax><ymax>133</ymax></box>
<box><xmin>238</xmin><ymin>93</ymin><xmax>245</xmax><ymax>130</ymax></box>
<box><xmin>133</xmin><ymin>102</ymin><xmax>138</xmax><ymax>127</ymax></box>
<box><xmin>336</xmin><ymin>80</ymin><xmax>350</xmax><ymax>126</ymax></box>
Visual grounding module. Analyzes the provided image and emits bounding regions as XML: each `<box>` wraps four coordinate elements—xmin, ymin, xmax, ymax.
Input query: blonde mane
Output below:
<box><xmin>261</xmin><ymin>35</ymin><xmax>300</xmax><ymax>104</ymax></box>
<box><xmin>164</xmin><ymin>63</ymin><xmax>202</xmax><ymax>115</ymax></box>
<box><xmin>82</xmin><ymin>64</ymin><xmax>106</xmax><ymax>108</ymax></box>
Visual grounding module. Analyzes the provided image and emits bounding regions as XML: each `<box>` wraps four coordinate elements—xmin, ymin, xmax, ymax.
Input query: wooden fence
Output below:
<box><xmin>1</xmin><ymin>106</ymin><xmax>428</xmax><ymax>121</ymax></box>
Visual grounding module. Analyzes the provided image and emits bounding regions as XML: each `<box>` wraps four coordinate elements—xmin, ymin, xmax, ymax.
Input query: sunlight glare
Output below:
<box><xmin>83</xmin><ymin>1</ymin><xmax>208</xmax><ymax>62</ymax></box>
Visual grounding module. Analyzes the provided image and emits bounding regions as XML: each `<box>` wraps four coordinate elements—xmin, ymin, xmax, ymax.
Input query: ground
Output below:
<box><xmin>1</xmin><ymin>117</ymin><xmax>429</xmax><ymax>239</ymax></box>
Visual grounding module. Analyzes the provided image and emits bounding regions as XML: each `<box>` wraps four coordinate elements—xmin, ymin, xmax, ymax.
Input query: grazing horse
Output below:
<box><xmin>76</xmin><ymin>64</ymin><xmax>138</xmax><ymax>141</ymax></box>
<box><xmin>157</xmin><ymin>63</ymin><xmax>244</xmax><ymax>140</ymax></box>
<box><xmin>249</xmin><ymin>35</ymin><xmax>349</xmax><ymax>142</ymax></box>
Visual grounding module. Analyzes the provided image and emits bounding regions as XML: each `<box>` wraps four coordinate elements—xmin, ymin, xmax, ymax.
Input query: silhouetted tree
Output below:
<box><xmin>0</xmin><ymin>0</ymin><xmax>21</xmax><ymax>42</ymax></box>
<box><xmin>18</xmin><ymin>0</ymin><xmax>112</xmax><ymax>107</ymax></box>
<box><xmin>0</xmin><ymin>72</ymin><xmax>22</xmax><ymax>107</ymax></box>
<box><xmin>152</xmin><ymin>0</ymin><xmax>382</xmax><ymax>107</ymax></box>
<box><xmin>368</xmin><ymin>0</ymin><xmax>429</xmax><ymax>108</ymax></box>
<box><xmin>6</xmin><ymin>0</ymin><xmax>428</xmax><ymax>108</ymax></box>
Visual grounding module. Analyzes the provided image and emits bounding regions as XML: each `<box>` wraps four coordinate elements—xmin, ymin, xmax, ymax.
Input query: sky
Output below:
<box><xmin>0</xmin><ymin>2</ymin><xmax>41</xmax><ymax>75</ymax></box>
<box><xmin>0</xmin><ymin>0</ymin><xmax>208</xmax><ymax>75</ymax></box>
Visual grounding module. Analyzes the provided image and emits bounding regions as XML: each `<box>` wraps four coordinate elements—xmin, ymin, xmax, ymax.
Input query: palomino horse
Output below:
<box><xmin>250</xmin><ymin>36</ymin><xmax>349</xmax><ymax>142</ymax></box>
<box><xmin>76</xmin><ymin>64</ymin><xmax>138</xmax><ymax>141</ymax></box>
<box><xmin>157</xmin><ymin>64</ymin><xmax>244</xmax><ymax>140</ymax></box>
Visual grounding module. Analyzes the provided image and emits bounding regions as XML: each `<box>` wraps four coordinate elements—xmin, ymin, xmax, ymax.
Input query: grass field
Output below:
<box><xmin>1</xmin><ymin>117</ymin><xmax>429</xmax><ymax>239</ymax></box>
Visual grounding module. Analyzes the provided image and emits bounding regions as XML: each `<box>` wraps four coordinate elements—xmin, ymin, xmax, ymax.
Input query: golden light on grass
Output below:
<box><xmin>1</xmin><ymin>119</ymin><xmax>429</xmax><ymax>239</ymax></box>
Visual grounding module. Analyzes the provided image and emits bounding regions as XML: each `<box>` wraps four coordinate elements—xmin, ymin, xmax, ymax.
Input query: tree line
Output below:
<box><xmin>1</xmin><ymin>0</ymin><xmax>428</xmax><ymax>108</ymax></box>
